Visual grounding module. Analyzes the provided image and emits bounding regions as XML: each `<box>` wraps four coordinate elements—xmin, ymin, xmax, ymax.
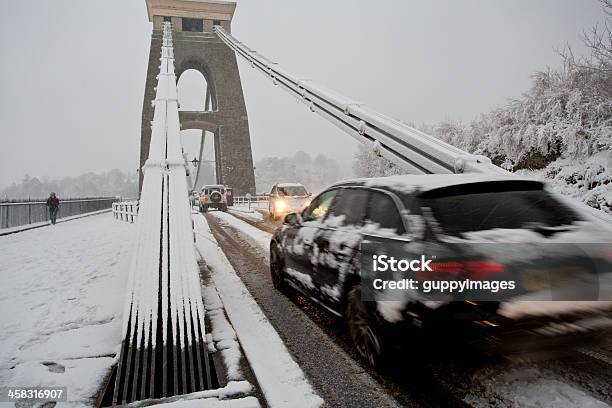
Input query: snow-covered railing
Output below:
<box><xmin>0</xmin><ymin>197</ymin><xmax>117</xmax><ymax>229</ymax></box>
<box><xmin>112</xmin><ymin>201</ymin><xmax>139</xmax><ymax>223</ymax></box>
<box><xmin>111</xmin><ymin>22</ymin><xmax>213</xmax><ymax>404</ymax></box>
<box><xmin>215</xmin><ymin>26</ymin><xmax>507</xmax><ymax>176</ymax></box>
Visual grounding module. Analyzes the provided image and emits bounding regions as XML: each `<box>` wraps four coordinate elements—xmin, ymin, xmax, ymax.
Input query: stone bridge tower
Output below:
<box><xmin>141</xmin><ymin>0</ymin><xmax>256</xmax><ymax>195</ymax></box>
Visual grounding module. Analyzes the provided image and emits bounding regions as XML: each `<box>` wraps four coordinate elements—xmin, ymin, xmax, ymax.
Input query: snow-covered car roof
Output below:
<box><xmin>332</xmin><ymin>173</ymin><xmax>543</xmax><ymax>195</ymax></box>
<box><xmin>276</xmin><ymin>182</ymin><xmax>306</xmax><ymax>188</ymax></box>
<box><xmin>202</xmin><ymin>184</ymin><xmax>225</xmax><ymax>189</ymax></box>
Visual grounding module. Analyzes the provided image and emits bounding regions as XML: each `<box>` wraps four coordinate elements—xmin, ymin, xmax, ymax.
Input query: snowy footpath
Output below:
<box><xmin>0</xmin><ymin>213</ymin><xmax>135</xmax><ymax>406</ymax></box>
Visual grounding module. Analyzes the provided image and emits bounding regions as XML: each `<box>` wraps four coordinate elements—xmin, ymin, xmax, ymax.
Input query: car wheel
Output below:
<box><xmin>346</xmin><ymin>286</ymin><xmax>384</xmax><ymax>367</ymax></box>
<box><xmin>222</xmin><ymin>204</ymin><xmax>228</xmax><ymax>212</ymax></box>
<box><xmin>270</xmin><ymin>243</ymin><xmax>289</xmax><ymax>293</ymax></box>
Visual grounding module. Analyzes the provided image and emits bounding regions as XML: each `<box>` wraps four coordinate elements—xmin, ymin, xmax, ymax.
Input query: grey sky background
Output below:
<box><xmin>0</xmin><ymin>0</ymin><xmax>607</xmax><ymax>190</ymax></box>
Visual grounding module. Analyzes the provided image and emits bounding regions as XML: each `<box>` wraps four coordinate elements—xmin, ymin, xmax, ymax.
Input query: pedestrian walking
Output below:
<box><xmin>46</xmin><ymin>192</ymin><xmax>60</xmax><ymax>225</ymax></box>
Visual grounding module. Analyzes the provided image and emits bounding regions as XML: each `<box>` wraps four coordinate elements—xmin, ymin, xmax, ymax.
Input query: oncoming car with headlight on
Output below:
<box><xmin>268</xmin><ymin>183</ymin><xmax>311</xmax><ymax>220</ymax></box>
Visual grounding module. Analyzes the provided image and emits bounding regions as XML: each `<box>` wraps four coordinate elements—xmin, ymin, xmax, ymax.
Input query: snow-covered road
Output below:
<box><xmin>208</xmin><ymin>211</ymin><xmax>272</xmax><ymax>252</ymax></box>
<box><xmin>204</xmin><ymin>210</ymin><xmax>612</xmax><ymax>408</ymax></box>
<box><xmin>0</xmin><ymin>213</ymin><xmax>135</xmax><ymax>406</ymax></box>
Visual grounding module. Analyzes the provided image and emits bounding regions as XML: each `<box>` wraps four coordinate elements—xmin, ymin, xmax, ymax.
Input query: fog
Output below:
<box><xmin>0</xmin><ymin>0</ymin><xmax>606</xmax><ymax>190</ymax></box>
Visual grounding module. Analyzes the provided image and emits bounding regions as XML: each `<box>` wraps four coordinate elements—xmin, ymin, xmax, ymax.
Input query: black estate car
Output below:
<box><xmin>269</xmin><ymin>174</ymin><xmax>612</xmax><ymax>365</ymax></box>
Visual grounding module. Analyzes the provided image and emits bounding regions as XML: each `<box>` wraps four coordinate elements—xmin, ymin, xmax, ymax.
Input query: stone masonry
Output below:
<box><xmin>140</xmin><ymin>0</ymin><xmax>256</xmax><ymax>195</ymax></box>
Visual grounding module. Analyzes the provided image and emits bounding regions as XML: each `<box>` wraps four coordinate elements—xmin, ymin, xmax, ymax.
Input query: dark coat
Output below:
<box><xmin>46</xmin><ymin>197</ymin><xmax>60</xmax><ymax>209</ymax></box>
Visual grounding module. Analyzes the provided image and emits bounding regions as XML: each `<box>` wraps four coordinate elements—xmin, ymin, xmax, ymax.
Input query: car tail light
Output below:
<box><xmin>464</xmin><ymin>260</ymin><xmax>505</xmax><ymax>279</ymax></box>
<box><xmin>422</xmin><ymin>259</ymin><xmax>505</xmax><ymax>280</ymax></box>
<box><xmin>599</xmin><ymin>250</ymin><xmax>612</xmax><ymax>262</ymax></box>
<box><xmin>203</xmin><ymin>196</ymin><xmax>209</xmax><ymax>202</ymax></box>
<box><xmin>430</xmin><ymin>261</ymin><xmax>464</xmax><ymax>274</ymax></box>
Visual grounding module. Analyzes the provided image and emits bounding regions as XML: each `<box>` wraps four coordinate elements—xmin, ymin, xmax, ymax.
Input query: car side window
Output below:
<box><xmin>366</xmin><ymin>191</ymin><xmax>405</xmax><ymax>235</ymax></box>
<box><xmin>327</xmin><ymin>188</ymin><xmax>369</xmax><ymax>227</ymax></box>
<box><xmin>302</xmin><ymin>190</ymin><xmax>337</xmax><ymax>222</ymax></box>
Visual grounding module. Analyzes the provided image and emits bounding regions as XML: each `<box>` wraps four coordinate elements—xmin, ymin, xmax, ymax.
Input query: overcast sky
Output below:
<box><xmin>0</xmin><ymin>0</ymin><xmax>607</xmax><ymax>190</ymax></box>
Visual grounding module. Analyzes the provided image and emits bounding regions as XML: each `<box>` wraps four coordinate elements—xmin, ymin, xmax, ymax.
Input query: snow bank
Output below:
<box><xmin>201</xmin><ymin>285</ymin><xmax>245</xmax><ymax>382</ymax></box>
<box><xmin>0</xmin><ymin>213</ymin><xmax>135</xmax><ymax>406</ymax></box>
<box><xmin>517</xmin><ymin>151</ymin><xmax>612</xmax><ymax>215</ymax></box>
<box><xmin>154</xmin><ymin>396</ymin><xmax>259</xmax><ymax>407</ymax></box>
<box><xmin>125</xmin><ymin>381</ymin><xmax>257</xmax><ymax>407</ymax></box>
<box><xmin>193</xmin><ymin>214</ymin><xmax>323</xmax><ymax>408</ymax></box>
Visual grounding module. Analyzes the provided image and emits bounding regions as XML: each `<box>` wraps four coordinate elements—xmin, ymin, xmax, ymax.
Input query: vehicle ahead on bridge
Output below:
<box><xmin>200</xmin><ymin>184</ymin><xmax>229</xmax><ymax>212</ymax></box>
<box><xmin>269</xmin><ymin>174</ymin><xmax>612</xmax><ymax>366</ymax></box>
<box><xmin>268</xmin><ymin>183</ymin><xmax>311</xmax><ymax>220</ymax></box>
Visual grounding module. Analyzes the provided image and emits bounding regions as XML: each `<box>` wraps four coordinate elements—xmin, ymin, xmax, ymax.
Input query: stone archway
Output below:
<box><xmin>140</xmin><ymin>17</ymin><xmax>256</xmax><ymax>195</ymax></box>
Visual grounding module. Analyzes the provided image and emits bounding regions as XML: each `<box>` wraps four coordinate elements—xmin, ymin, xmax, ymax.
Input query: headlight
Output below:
<box><xmin>275</xmin><ymin>200</ymin><xmax>286</xmax><ymax>211</ymax></box>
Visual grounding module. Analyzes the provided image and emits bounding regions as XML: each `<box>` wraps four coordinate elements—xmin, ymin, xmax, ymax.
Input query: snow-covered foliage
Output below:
<box><xmin>516</xmin><ymin>151</ymin><xmax>612</xmax><ymax>213</ymax></box>
<box><xmin>352</xmin><ymin>2</ymin><xmax>612</xmax><ymax>213</ymax></box>
<box><xmin>429</xmin><ymin>59</ymin><xmax>612</xmax><ymax>213</ymax></box>
<box><xmin>476</xmin><ymin>64</ymin><xmax>612</xmax><ymax>170</ymax></box>
<box><xmin>430</xmin><ymin>59</ymin><xmax>612</xmax><ymax>169</ymax></box>
<box><xmin>352</xmin><ymin>143</ymin><xmax>404</xmax><ymax>178</ymax></box>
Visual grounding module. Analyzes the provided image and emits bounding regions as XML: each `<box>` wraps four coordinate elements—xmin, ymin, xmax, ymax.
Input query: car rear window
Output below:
<box><xmin>418</xmin><ymin>181</ymin><xmax>580</xmax><ymax>236</ymax></box>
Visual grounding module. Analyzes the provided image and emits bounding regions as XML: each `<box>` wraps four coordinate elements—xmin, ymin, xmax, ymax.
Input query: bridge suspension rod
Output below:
<box><xmin>214</xmin><ymin>26</ymin><xmax>507</xmax><ymax>175</ymax></box>
<box><xmin>110</xmin><ymin>22</ymin><xmax>214</xmax><ymax>405</ymax></box>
